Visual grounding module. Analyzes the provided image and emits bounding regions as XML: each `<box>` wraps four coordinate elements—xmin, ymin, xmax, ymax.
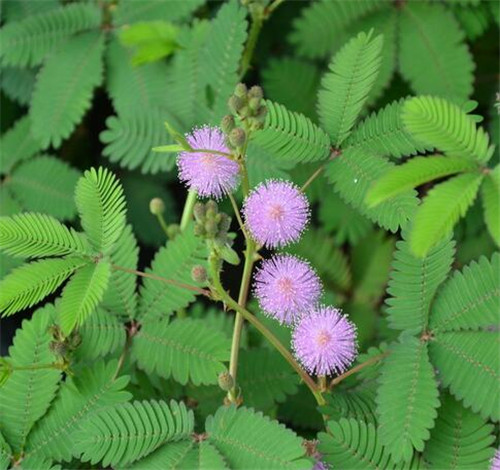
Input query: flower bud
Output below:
<box><xmin>191</xmin><ymin>265</ymin><xmax>208</xmax><ymax>283</ymax></box>
<box><xmin>221</xmin><ymin>114</ymin><xmax>236</xmax><ymax>134</ymax></box>
<box><xmin>228</xmin><ymin>95</ymin><xmax>244</xmax><ymax>113</ymax></box>
<box><xmin>194</xmin><ymin>223</ymin><xmax>206</xmax><ymax>237</ymax></box>
<box><xmin>218</xmin><ymin>371</ymin><xmax>234</xmax><ymax>391</ymax></box>
<box><xmin>248</xmin><ymin>97</ymin><xmax>261</xmax><ymax>112</ymax></box>
<box><xmin>193</xmin><ymin>202</ymin><xmax>206</xmax><ymax>222</ymax></box>
<box><xmin>248</xmin><ymin>85</ymin><xmax>263</xmax><ymax>100</ymax></box>
<box><xmin>205</xmin><ymin>219</ymin><xmax>218</xmax><ymax>237</ymax></box>
<box><xmin>149</xmin><ymin>197</ymin><xmax>165</xmax><ymax>216</ymax></box>
<box><xmin>50</xmin><ymin>341</ymin><xmax>67</xmax><ymax>357</ymax></box>
<box><xmin>218</xmin><ymin>213</ymin><xmax>231</xmax><ymax>233</ymax></box>
<box><xmin>229</xmin><ymin>128</ymin><xmax>246</xmax><ymax>148</ymax></box>
<box><xmin>205</xmin><ymin>200</ymin><xmax>218</xmax><ymax>215</ymax></box>
<box><xmin>234</xmin><ymin>82</ymin><xmax>247</xmax><ymax>98</ymax></box>
<box><xmin>166</xmin><ymin>224</ymin><xmax>181</xmax><ymax>239</ymax></box>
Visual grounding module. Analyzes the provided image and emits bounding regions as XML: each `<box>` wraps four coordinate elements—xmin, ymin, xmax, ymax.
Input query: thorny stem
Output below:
<box><xmin>180</xmin><ymin>190</ymin><xmax>198</xmax><ymax>231</ymax></box>
<box><xmin>329</xmin><ymin>351</ymin><xmax>390</xmax><ymax>389</ymax></box>
<box><xmin>111</xmin><ymin>264</ymin><xmax>210</xmax><ymax>297</ymax></box>
<box><xmin>209</xmin><ymin>256</ymin><xmax>325</xmax><ymax>405</ymax></box>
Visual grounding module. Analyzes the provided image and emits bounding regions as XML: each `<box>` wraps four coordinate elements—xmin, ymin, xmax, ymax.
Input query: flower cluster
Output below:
<box><xmin>176</xmin><ymin>121</ymin><xmax>357</xmax><ymax>377</ymax></box>
<box><xmin>246</xmin><ymin>179</ymin><xmax>357</xmax><ymax>377</ymax></box>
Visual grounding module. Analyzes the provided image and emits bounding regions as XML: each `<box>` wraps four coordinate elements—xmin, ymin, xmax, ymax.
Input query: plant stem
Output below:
<box><xmin>329</xmin><ymin>351</ymin><xmax>389</xmax><ymax>389</ymax></box>
<box><xmin>180</xmin><ymin>190</ymin><xmax>197</xmax><ymax>231</ymax></box>
<box><xmin>227</xmin><ymin>238</ymin><xmax>255</xmax><ymax>402</ymax></box>
<box><xmin>239</xmin><ymin>13</ymin><xmax>263</xmax><ymax>78</ymax></box>
<box><xmin>209</xmin><ymin>257</ymin><xmax>324</xmax><ymax>405</ymax></box>
<box><xmin>155</xmin><ymin>213</ymin><xmax>170</xmax><ymax>238</ymax></box>
<box><xmin>111</xmin><ymin>264</ymin><xmax>210</xmax><ymax>297</ymax></box>
<box><xmin>228</xmin><ymin>193</ymin><xmax>248</xmax><ymax>239</ymax></box>
<box><xmin>301</xmin><ymin>164</ymin><xmax>326</xmax><ymax>192</ymax></box>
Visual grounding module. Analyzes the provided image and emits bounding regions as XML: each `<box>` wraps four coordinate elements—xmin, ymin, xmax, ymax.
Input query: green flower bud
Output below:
<box><xmin>205</xmin><ymin>200</ymin><xmax>218</xmax><ymax>215</ymax></box>
<box><xmin>50</xmin><ymin>341</ymin><xmax>67</xmax><ymax>357</ymax></box>
<box><xmin>248</xmin><ymin>97</ymin><xmax>261</xmax><ymax>112</ymax></box>
<box><xmin>193</xmin><ymin>202</ymin><xmax>206</xmax><ymax>222</ymax></box>
<box><xmin>149</xmin><ymin>197</ymin><xmax>165</xmax><ymax>215</ymax></box>
<box><xmin>221</xmin><ymin>114</ymin><xmax>236</xmax><ymax>134</ymax></box>
<box><xmin>234</xmin><ymin>82</ymin><xmax>247</xmax><ymax>98</ymax></box>
<box><xmin>229</xmin><ymin>128</ymin><xmax>246</xmax><ymax>148</ymax></box>
<box><xmin>218</xmin><ymin>371</ymin><xmax>234</xmax><ymax>391</ymax></box>
<box><xmin>194</xmin><ymin>223</ymin><xmax>206</xmax><ymax>237</ymax></box>
<box><xmin>205</xmin><ymin>219</ymin><xmax>218</xmax><ymax>237</ymax></box>
<box><xmin>166</xmin><ymin>224</ymin><xmax>181</xmax><ymax>239</ymax></box>
<box><xmin>191</xmin><ymin>265</ymin><xmax>208</xmax><ymax>283</ymax></box>
<box><xmin>248</xmin><ymin>85</ymin><xmax>263</xmax><ymax>100</ymax></box>
<box><xmin>218</xmin><ymin>213</ymin><xmax>231</xmax><ymax>233</ymax></box>
<box><xmin>228</xmin><ymin>95</ymin><xmax>244</xmax><ymax>113</ymax></box>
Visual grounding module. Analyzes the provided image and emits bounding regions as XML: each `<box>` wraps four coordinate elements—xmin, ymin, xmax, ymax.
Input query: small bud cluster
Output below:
<box><xmin>223</xmin><ymin>83</ymin><xmax>267</xmax><ymax>152</ymax></box>
<box><xmin>193</xmin><ymin>200</ymin><xmax>231</xmax><ymax>244</ymax></box>
<box><xmin>49</xmin><ymin>325</ymin><xmax>81</xmax><ymax>359</ymax></box>
<box><xmin>149</xmin><ymin>197</ymin><xmax>165</xmax><ymax>216</ymax></box>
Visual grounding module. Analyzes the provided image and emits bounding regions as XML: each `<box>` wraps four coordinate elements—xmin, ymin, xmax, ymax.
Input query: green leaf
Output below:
<box><xmin>0</xmin><ymin>66</ymin><xmax>36</xmax><ymax>106</ymax></box>
<box><xmin>423</xmin><ymin>393</ymin><xmax>496</xmax><ymax>470</ymax></box>
<box><xmin>399</xmin><ymin>3</ymin><xmax>474</xmax><ymax>103</ymax></box>
<box><xmin>317</xmin><ymin>30</ymin><xmax>383</xmax><ymax>146</ymax></box>
<box><xmin>386</xmin><ymin>235</ymin><xmax>455</xmax><ymax>333</ymax></box>
<box><xmin>402</xmin><ymin>96</ymin><xmax>494</xmax><ymax>164</ymax></box>
<box><xmin>261</xmin><ymin>58</ymin><xmax>320</xmax><ymax>120</ymax></box>
<box><xmin>126</xmin><ymin>440</ymin><xmax>228</xmax><ymax>470</ymax></box>
<box><xmin>24</xmin><ymin>361</ymin><xmax>131</xmax><ymax>463</ymax></box>
<box><xmin>429</xmin><ymin>331</ymin><xmax>499</xmax><ymax>421</ymax></box>
<box><xmin>0</xmin><ymin>305</ymin><xmax>61</xmax><ymax>453</ymax></box>
<box><xmin>30</xmin><ymin>31</ymin><xmax>105</xmax><ymax>148</ymax></box>
<box><xmin>138</xmin><ymin>226</ymin><xmax>207</xmax><ymax>322</ymax></box>
<box><xmin>198</xmin><ymin>0</ymin><xmax>248</xmax><ymax>125</ymax></box>
<box><xmin>132</xmin><ymin>318</ymin><xmax>230</xmax><ymax>386</ymax></box>
<box><xmin>0</xmin><ymin>116</ymin><xmax>43</xmax><ymax>175</ymax></box>
<box><xmin>325</xmin><ymin>148</ymin><xmax>418</xmax><ymax>232</ymax></box>
<box><xmin>376</xmin><ymin>337</ymin><xmax>440</xmax><ymax>462</ymax></box>
<box><xmin>205</xmin><ymin>406</ymin><xmax>310</xmax><ymax>469</ymax></box>
<box><xmin>7</xmin><ymin>156</ymin><xmax>80</xmax><ymax>220</ymax></box>
<box><xmin>251</xmin><ymin>100</ymin><xmax>330</xmax><ymax>163</ymax></box>
<box><xmin>75</xmin><ymin>167</ymin><xmax>127</xmax><ymax>255</ymax></box>
<box><xmin>344</xmin><ymin>98</ymin><xmax>432</xmax><ymax>160</ymax></box>
<box><xmin>58</xmin><ymin>259</ymin><xmax>112</xmax><ymax>335</ymax></box>
<box><xmin>481</xmin><ymin>165</ymin><xmax>500</xmax><ymax>246</ymax></box>
<box><xmin>289</xmin><ymin>0</ymin><xmax>382</xmax><ymax>59</ymax></box>
<box><xmin>119</xmin><ymin>21</ymin><xmax>178</xmax><ymax>66</ymax></box>
<box><xmin>318</xmin><ymin>418</ymin><xmax>397</xmax><ymax>469</ymax></box>
<box><xmin>0</xmin><ymin>212</ymin><xmax>89</xmax><ymax>258</ymax></box>
<box><xmin>0</xmin><ymin>257</ymin><xmax>87</xmax><ymax>317</ymax></box>
<box><xmin>74</xmin><ymin>400</ymin><xmax>194</xmax><ymax>467</ymax></box>
<box><xmin>246</xmin><ymin>142</ymin><xmax>294</xmax><ymax>187</ymax></box>
<box><xmin>237</xmin><ymin>349</ymin><xmax>299</xmax><ymax>410</ymax></box>
<box><xmin>410</xmin><ymin>173</ymin><xmax>484</xmax><ymax>257</ymax></box>
<box><xmin>100</xmin><ymin>224</ymin><xmax>138</xmax><ymax>319</ymax></box>
<box><xmin>285</xmin><ymin>228</ymin><xmax>351</xmax><ymax>291</ymax></box>
<box><xmin>367</xmin><ymin>156</ymin><xmax>478</xmax><ymax>207</ymax></box>
<box><xmin>100</xmin><ymin>108</ymin><xmax>179</xmax><ymax>174</ymax></box>
<box><xmin>0</xmin><ymin>433</ymin><xmax>11</xmax><ymax>470</ymax></box>
<box><xmin>3</xmin><ymin>0</ymin><xmax>59</xmax><ymax>23</ymax></box>
<box><xmin>112</xmin><ymin>0</ymin><xmax>206</xmax><ymax>27</ymax></box>
<box><xmin>0</xmin><ymin>3</ymin><xmax>102</xmax><ymax>67</ymax></box>
<box><xmin>75</xmin><ymin>307</ymin><xmax>126</xmax><ymax>361</ymax></box>
<box><xmin>430</xmin><ymin>252</ymin><xmax>500</xmax><ymax>333</ymax></box>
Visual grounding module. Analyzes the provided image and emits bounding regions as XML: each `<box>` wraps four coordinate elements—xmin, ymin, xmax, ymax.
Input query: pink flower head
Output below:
<box><xmin>177</xmin><ymin>126</ymin><xmax>239</xmax><ymax>198</ymax></box>
<box><xmin>243</xmin><ymin>179</ymin><xmax>309</xmax><ymax>248</ymax></box>
<box><xmin>491</xmin><ymin>449</ymin><xmax>500</xmax><ymax>470</ymax></box>
<box><xmin>292</xmin><ymin>306</ymin><xmax>357</xmax><ymax>376</ymax></box>
<box><xmin>254</xmin><ymin>254</ymin><xmax>322</xmax><ymax>325</ymax></box>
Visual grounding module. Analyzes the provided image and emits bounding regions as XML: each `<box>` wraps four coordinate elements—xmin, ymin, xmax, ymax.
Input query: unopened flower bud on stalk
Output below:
<box><xmin>218</xmin><ymin>371</ymin><xmax>235</xmax><ymax>391</ymax></box>
<box><xmin>228</xmin><ymin>95</ymin><xmax>244</xmax><ymax>113</ymax></box>
<box><xmin>193</xmin><ymin>202</ymin><xmax>206</xmax><ymax>222</ymax></box>
<box><xmin>234</xmin><ymin>82</ymin><xmax>247</xmax><ymax>98</ymax></box>
<box><xmin>229</xmin><ymin>128</ymin><xmax>246</xmax><ymax>148</ymax></box>
<box><xmin>191</xmin><ymin>265</ymin><xmax>208</xmax><ymax>283</ymax></box>
<box><xmin>166</xmin><ymin>224</ymin><xmax>180</xmax><ymax>239</ymax></box>
<box><xmin>149</xmin><ymin>197</ymin><xmax>165</xmax><ymax>215</ymax></box>
<box><xmin>248</xmin><ymin>85</ymin><xmax>263</xmax><ymax>100</ymax></box>
<box><xmin>221</xmin><ymin>114</ymin><xmax>236</xmax><ymax>134</ymax></box>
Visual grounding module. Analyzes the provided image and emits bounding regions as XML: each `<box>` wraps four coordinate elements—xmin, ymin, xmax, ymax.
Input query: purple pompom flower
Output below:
<box><xmin>177</xmin><ymin>126</ymin><xmax>239</xmax><ymax>198</ymax></box>
<box><xmin>292</xmin><ymin>306</ymin><xmax>357</xmax><ymax>376</ymax></box>
<box><xmin>491</xmin><ymin>449</ymin><xmax>500</xmax><ymax>470</ymax></box>
<box><xmin>254</xmin><ymin>254</ymin><xmax>322</xmax><ymax>325</ymax></box>
<box><xmin>243</xmin><ymin>179</ymin><xmax>309</xmax><ymax>248</ymax></box>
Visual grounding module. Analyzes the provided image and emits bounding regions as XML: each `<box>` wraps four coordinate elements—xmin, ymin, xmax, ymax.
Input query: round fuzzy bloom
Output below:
<box><xmin>177</xmin><ymin>126</ymin><xmax>239</xmax><ymax>198</ymax></box>
<box><xmin>491</xmin><ymin>449</ymin><xmax>500</xmax><ymax>470</ymax></box>
<box><xmin>292</xmin><ymin>306</ymin><xmax>357</xmax><ymax>376</ymax></box>
<box><xmin>254</xmin><ymin>254</ymin><xmax>322</xmax><ymax>325</ymax></box>
<box><xmin>243</xmin><ymin>179</ymin><xmax>309</xmax><ymax>248</ymax></box>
